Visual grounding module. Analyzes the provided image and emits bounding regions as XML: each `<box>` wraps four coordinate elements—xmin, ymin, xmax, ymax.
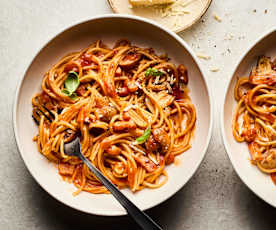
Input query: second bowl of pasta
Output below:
<box><xmin>222</xmin><ymin>28</ymin><xmax>276</xmax><ymax>208</ymax></box>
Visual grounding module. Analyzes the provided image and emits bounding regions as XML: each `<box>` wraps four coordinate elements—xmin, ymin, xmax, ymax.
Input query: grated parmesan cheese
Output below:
<box><xmin>130</xmin><ymin>0</ymin><xmax>197</xmax><ymax>31</ymax></box>
<box><xmin>170</xmin><ymin>75</ymin><xmax>175</xmax><ymax>85</ymax></box>
<box><xmin>170</xmin><ymin>10</ymin><xmax>190</xmax><ymax>16</ymax></box>
<box><xmin>196</xmin><ymin>52</ymin><xmax>211</xmax><ymax>60</ymax></box>
<box><xmin>166</xmin><ymin>82</ymin><xmax>172</xmax><ymax>93</ymax></box>
<box><xmin>210</xmin><ymin>67</ymin><xmax>220</xmax><ymax>72</ymax></box>
<box><xmin>224</xmin><ymin>33</ymin><xmax>234</xmax><ymax>40</ymax></box>
<box><xmin>213</xmin><ymin>13</ymin><xmax>222</xmax><ymax>22</ymax></box>
<box><xmin>157</xmin><ymin>0</ymin><xmax>196</xmax><ymax>27</ymax></box>
<box><xmin>129</xmin><ymin>0</ymin><xmax>175</xmax><ymax>6</ymax></box>
<box><xmin>154</xmin><ymin>75</ymin><xmax>160</xmax><ymax>85</ymax></box>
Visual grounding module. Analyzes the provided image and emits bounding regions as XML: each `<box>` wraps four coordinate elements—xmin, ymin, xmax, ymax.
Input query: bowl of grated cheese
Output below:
<box><xmin>108</xmin><ymin>0</ymin><xmax>212</xmax><ymax>33</ymax></box>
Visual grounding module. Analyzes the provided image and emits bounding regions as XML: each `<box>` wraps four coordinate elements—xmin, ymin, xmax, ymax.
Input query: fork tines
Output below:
<box><xmin>42</xmin><ymin>105</ymin><xmax>55</xmax><ymax>119</ymax></box>
<box><xmin>32</xmin><ymin>106</ymin><xmax>55</xmax><ymax>125</ymax></box>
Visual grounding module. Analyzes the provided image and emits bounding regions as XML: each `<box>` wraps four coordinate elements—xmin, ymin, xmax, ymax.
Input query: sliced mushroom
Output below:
<box><xmin>95</xmin><ymin>105</ymin><xmax>117</xmax><ymax>122</ymax></box>
<box><xmin>145</xmin><ymin>135</ymin><xmax>160</xmax><ymax>153</ymax></box>
<box><xmin>117</xmin><ymin>86</ymin><xmax>129</xmax><ymax>97</ymax></box>
<box><xmin>152</xmin><ymin>127</ymin><xmax>170</xmax><ymax>153</ymax></box>
<box><xmin>119</xmin><ymin>51</ymin><xmax>141</xmax><ymax>69</ymax></box>
<box><xmin>126</xmin><ymin>80</ymin><xmax>138</xmax><ymax>93</ymax></box>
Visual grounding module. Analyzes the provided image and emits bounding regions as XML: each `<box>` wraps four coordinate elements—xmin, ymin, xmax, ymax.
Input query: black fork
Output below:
<box><xmin>32</xmin><ymin>106</ymin><xmax>163</xmax><ymax>230</ymax></box>
<box><xmin>32</xmin><ymin>105</ymin><xmax>55</xmax><ymax>125</ymax></box>
<box><xmin>64</xmin><ymin>137</ymin><xmax>163</xmax><ymax>230</ymax></box>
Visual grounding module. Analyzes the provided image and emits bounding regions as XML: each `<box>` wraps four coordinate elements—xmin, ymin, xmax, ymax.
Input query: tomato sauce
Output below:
<box><xmin>64</xmin><ymin>61</ymin><xmax>79</xmax><ymax>73</ymax></box>
<box><xmin>172</xmin><ymin>85</ymin><xmax>185</xmax><ymax>100</ymax></box>
<box><xmin>80</xmin><ymin>53</ymin><xmax>92</xmax><ymax>67</ymax></box>
<box><xmin>174</xmin><ymin>157</ymin><xmax>181</xmax><ymax>166</ymax></box>
<box><xmin>271</xmin><ymin>172</ymin><xmax>276</xmax><ymax>186</ymax></box>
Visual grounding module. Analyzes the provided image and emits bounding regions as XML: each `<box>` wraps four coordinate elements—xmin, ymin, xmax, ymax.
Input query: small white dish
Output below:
<box><xmin>108</xmin><ymin>0</ymin><xmax>212</xmax><ymax>33</ymax></box>
<box><xmin>221</xmin><ymin>28</ymin><xmax>276</xmax><ymax>208</ymax></box>
<box><xmin>13</xmin><ymin>14</ymin><xmax>213</xmax><ymax>216</ymax></box>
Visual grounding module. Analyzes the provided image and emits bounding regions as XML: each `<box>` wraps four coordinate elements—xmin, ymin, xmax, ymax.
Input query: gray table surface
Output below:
<box><xmin>1</xmin><ymin>0</ymin><xmax>276</xmax><ymax>229</ymax></box>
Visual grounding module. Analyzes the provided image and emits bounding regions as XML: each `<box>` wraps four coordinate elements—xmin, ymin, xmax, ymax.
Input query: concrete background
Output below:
<box><xmin>1</xmin><ymin>0</ymin><xmax>276</xmax><ymax>229</ymax></box>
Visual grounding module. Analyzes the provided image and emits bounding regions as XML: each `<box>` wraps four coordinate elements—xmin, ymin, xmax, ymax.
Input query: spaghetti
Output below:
<box><xmin>233</xmin><ymin>56</ymin><xmax>276</xmax><ymax>185</ymax></box>
<box><xmin>32</xmin><ymin>39</ymin><xmax>196</xmax><ymax>195</ymax></box>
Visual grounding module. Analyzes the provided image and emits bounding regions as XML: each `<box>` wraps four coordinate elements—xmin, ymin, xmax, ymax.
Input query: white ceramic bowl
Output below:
<box><xmin>221</xmin><ymin>29</ymin><xmax>276</xmax><ymax>208</ymax></box>
<box><xmin>13</xmin><ymin>14</ymin><xmax>213</xmax><ymax>216</ymax></box>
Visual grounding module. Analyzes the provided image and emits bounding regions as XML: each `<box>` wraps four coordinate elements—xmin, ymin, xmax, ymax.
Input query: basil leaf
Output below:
<box><xmin>62</xmin><ymin>71</ymin><xmax>80</xmax><ymax>99</ymax></box>
<box><xmin>69</xmin><ymin>92</ymin><xmax>78</xmax><ymax>100</ymax></box>
<box><xmin>136</xmin><ymin>127</ymin><xmax>151</xmax><ymax>144</ymax></box>
<box><xmin>145</xmin><ymin>68</ymin><xmax>152</xmax><ymax>77</ymax></box>
<box><xmin>64</xmin><ymin>71</ymin><xmax>80</xmax><ymax>94</ymax></box>
<box><xmin>62</xmin><ymin>89</ymin><xmax>71</xmax><ymax>96</ymax></box>
<box><xmin>145</xmin><ymin>68</ymin><xmax>164</xmax><ymax>77</ymax></box>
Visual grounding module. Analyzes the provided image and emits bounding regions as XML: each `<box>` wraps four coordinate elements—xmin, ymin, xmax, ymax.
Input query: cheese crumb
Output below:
<box><xmin>196</xmin><ymin>53</ymin><xmax>211</xmax><ymax>60</ymax></box>
<box><xmin>213</xmin><ymin>13</ymin><xmax>222</xmax><ymax>22</ymax></box>
<box><xmin>210</xmin><ymin>67</ymin><xmax>220</xmax><ymax>72</ymax></box>
<box><xmin>224</xmin><ymin>34</ymin><xmax>234</xmax><ymax>40</ymax></box>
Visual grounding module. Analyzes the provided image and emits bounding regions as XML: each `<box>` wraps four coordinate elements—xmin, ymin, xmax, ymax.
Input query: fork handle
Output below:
<box><xmin>78</xmin><ymin>153</ymin><xmax>163</xmax><ymax>230</ymax></box>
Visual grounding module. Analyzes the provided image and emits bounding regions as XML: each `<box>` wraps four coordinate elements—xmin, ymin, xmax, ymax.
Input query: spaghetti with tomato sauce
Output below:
<box><xmin>233</xmin><ymin>56</ymin><xmax>276</xmax><ymax>186</ymax></box>
<box><xmin>32</xmin><ymin>39</ymin><xmax>196</xmax><ymax>195</ymax></box>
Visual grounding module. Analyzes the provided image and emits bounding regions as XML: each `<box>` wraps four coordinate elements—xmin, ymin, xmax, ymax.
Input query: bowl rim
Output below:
<box><xmin>13</xmin><ymin>14</ymin><xmax>214</xmax><ymax>216</ymax></box>
<box><xmin>220</xmin><ymin>27</ymin><xmax>276</xmax><ymax>208</ymax></box>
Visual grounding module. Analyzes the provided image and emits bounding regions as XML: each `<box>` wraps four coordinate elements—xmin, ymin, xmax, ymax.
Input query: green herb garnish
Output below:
<box><xmin>62</xmin><ymin>71</ymin><xmax>80</xmax><ymax>99</ymax></box>
<box><xmin>145</xmin><ymin>68</ymin><xmax>164</xmax><ymax>77</ymax></box>
<box><xmin>136</xmin><ymin>127</ymin><xmax>151</xmax><ymax>144</ymax></box>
